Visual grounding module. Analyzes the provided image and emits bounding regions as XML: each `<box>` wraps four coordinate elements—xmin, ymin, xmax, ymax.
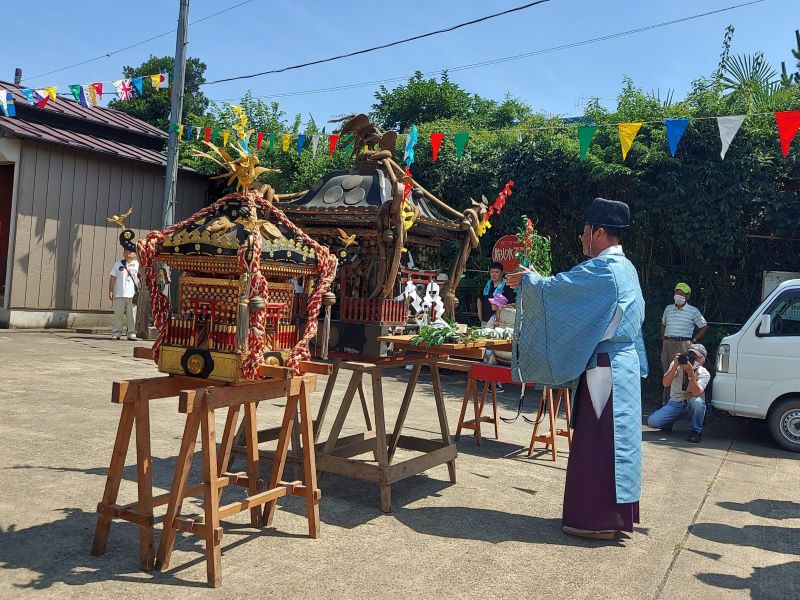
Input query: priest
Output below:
<box><xmin>506</xmin><ymin>197</ymin><xmax>648</xmax><ymax>540</ymax></box>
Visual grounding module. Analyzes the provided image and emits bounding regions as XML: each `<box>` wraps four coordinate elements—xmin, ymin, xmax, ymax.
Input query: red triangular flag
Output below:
<box><xmin>204</xmin><ymin>127</ymin><xmax>211</xmax><ymax>142</ymax></box>
<box><xmin>328</xmin><ymin>134</ymin><xmax>340</xmax><ymax>157</ymax></box>
<box><xmin>257</xmin><ymin>132</ymin><xmax>265</xmax><ymax>151</ymax></box>
<box><xmin>775</xmin><ymin>110</ymin><xmax>800</xmax><ymax>158</ymax></box>
<box><xmin>91</xmin><ymin>82</ymin><xmax>103</xmax><ymax>100</ymax></box>
<box><xmin>430</xmin><ymin>132</ymin><xmax>445</xmax><ymax>161</ymax></box>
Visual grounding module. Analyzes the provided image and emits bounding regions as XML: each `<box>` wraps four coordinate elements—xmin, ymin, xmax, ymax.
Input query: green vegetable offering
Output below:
<box><xmin>515</xmin><ymin>216</ymin><xmax>552</xmax><ymax>277</ymax></box>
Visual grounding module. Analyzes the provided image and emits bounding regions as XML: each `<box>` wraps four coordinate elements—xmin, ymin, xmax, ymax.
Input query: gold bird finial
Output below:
<box><xmin>336</xmin><ymin>228</ymin><xmax>358</xmax><ymax>248</ymax></box>
<box><xmin>106</xmin><ymin>207</ymin><xmax>133</xmax><ymax>228</ymax></box>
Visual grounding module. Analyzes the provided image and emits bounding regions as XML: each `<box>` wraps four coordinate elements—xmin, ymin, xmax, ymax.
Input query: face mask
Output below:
<box><xmin>674</xmin><ymin>295</ymin><xmax>686</xmax><ymax>306</ymax></box>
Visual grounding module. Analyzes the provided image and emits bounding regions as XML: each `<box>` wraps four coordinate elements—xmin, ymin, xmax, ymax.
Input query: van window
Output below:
<box><xmin>763</xmin><ymin>290</ymin><xmax>800</xmax><ymax>336</ymax></box>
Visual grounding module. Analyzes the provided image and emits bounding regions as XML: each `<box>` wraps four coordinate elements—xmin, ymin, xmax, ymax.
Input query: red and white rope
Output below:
<box><xmin>137</xmin><ymin>190</ymin><xmax>337</xmax><ymax>377</ymax></box>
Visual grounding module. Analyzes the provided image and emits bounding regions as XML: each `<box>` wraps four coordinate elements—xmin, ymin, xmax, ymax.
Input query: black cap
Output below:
<box><xmin>585</xmin><ymin>197</ymin><xmax>630</xmax><ymax>228</ymax></box>
<box><xmin>119</xmin><ymin>228</ymin><xmax>137</xmax><ymax>252</ymax></box>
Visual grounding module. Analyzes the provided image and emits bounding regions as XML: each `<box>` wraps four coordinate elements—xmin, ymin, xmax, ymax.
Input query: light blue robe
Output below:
<box><xmin>511</xmin><ymin>251</ymin><xmax>648</xmax><ymax>503</ymax></box>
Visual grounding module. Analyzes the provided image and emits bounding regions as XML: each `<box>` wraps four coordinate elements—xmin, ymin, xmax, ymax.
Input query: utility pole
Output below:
<box><xmin>143</xmin><ymin>0</ymin><xmax>189</xmax><ymax>338</ymax></box>
<box><xmin>161</xmin><ymin>0</ymin><xmax>190</xmax><ymax>228</ymax></box>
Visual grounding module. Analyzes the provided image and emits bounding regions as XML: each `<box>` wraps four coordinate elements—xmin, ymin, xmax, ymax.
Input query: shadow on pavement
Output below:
<box><xmin>0</xmin><ymin>508</ymin><xmax>227</xmax><ymax>589</ymax></box>
<box><xmin>717</xmin><ymin>499</ymin><xmax>800</xmax><ymax>520</ymax></box>
<box><xmin>697</xmin><ymin>561</ymin><xmax>800</xmax><ymax>600</ymax></box>
<box><xmin>393</xmin><ymin>505</ymin><xmax>632</xmax><ymax>547</ymax></box>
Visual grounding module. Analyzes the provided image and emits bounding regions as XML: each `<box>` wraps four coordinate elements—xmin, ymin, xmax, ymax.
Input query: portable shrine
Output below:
<box><xmin>137</xmin><ymin>114</ymin><xmax>338</xmax><ymax>382</ymax></box>
<box><xmin>278</xmin><ymin>114</ymin><xmax>485</xmax><ymax>356</ymax></box>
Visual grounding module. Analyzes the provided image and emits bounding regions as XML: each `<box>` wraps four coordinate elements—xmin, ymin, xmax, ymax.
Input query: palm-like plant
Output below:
<box><xmin>720</xmin><ymin>52</ymin><xmax>781</xmax><ymax>109</ymax></box>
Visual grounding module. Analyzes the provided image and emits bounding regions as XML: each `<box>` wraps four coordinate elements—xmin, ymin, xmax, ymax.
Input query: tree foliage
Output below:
<box><xmin>109</xmin><ymin>55</ymin><xmax>209</xmax><ymax>130</ymax></box>
<box><xmin>372</xmin><ymin>71</ymin><xmax>531</xmax><ymax>131</ymax></box>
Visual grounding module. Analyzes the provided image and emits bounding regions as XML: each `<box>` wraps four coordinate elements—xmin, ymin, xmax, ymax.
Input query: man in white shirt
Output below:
<box><xmin>108</xmin><ymin>249</ymin><xmax>140</xmax><ymax>340</ymax></box>
<box><xmin>648</xmin><ymin>343</ymin><xmax>711</xmax><ymax>443</ymax></box>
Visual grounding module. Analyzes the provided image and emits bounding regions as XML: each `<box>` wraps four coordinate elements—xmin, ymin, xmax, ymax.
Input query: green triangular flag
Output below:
<box><xmin>211</xmin><ymin>129</ymin><xmax>219</xmax><ymax>144</ymax></box>
<box><xmin>578</xmin><ymin>125</ymin><xmax>597</xmax><ymax>161</ymax></box>
<box><xmin>68</xmin><ymin>84</ymin><xmax>82</xmax><ymax>102</ymax></box>
<box><xmin>342</xmin><ymin>133</ymin><xmax>354</xmax><ymax>155</ymax></box>
<box><xmin>269</xmin><ymin>132</ymin><xmax>276</xmax><ymax>153</ymax></box>
<box><xmin>454</xmin><ymin>132</ymin><xmax>469</xmax><ymax>159</ymax></box>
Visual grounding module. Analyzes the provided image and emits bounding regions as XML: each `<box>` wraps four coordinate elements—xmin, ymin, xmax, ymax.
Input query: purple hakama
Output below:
<box><xmin>562</xmin><ymin>355</ymin><xmax>639</xmax><ymax>532</ymax></box>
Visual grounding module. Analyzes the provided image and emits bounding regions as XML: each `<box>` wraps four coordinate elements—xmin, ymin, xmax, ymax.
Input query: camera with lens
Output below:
<box><xmin>677</xmin><ymin>352</ymin><xmax>695</xmax><ymax>365</ymax></box>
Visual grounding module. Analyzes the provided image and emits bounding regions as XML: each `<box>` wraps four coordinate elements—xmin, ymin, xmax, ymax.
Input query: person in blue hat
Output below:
<box><xmin>507</xmin><ymin>197</ymin><xmax>648</xmax><ymax>540</ymax></box>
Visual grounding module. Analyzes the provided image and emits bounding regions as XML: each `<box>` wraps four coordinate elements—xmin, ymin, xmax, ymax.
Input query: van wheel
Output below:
<box><xmin>768</xmin><ymin>398</ymin><xmax>800</xmax><ymax>453</ymax></box>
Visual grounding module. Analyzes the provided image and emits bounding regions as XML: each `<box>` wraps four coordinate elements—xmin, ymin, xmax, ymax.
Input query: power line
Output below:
<box><xmin>22</xmin><ymin>0</ymin><xmax>255</xmax><ymax>84</ymax></box>
<box><xmin>203</xmin><ymin>0</ymin><xmax>555</xmax><ymax>85</ymax></box>
<box><xmin>204</xmin><ymin>0</ymin><xmax>766</xmax><ymax>103</ymax></box>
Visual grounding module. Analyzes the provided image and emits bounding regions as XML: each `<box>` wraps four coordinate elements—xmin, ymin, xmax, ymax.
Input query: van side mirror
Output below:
<box><xmin>757</xmin><ymin>314</ymin><xmax>771</xmax><ymax>336</ymax></box>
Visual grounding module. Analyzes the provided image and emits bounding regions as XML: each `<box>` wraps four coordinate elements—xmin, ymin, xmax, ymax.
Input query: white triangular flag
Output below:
<box><xmin>717</xmin><ymin>115</ymin><xmax>745</xmax><ymax>160</ymax></box>
<box><xmin>311</xmin><ymin>134</ymin><xmax>320</xmax><ymax>156</ymax></box>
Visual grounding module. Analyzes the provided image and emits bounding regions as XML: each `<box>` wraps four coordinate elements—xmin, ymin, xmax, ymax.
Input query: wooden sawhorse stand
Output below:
<box><xmin>155</xmin><ymin>375</ymin><xmax>319</xmax><ymax>587</ymax></box>
<box><xmin>528</xmin><ymin>387</ymin><xmax>573</xmax><ymax>461</ymax></box>
<box><xmin>91</xmin><ymin>370</ymin><xmax>320</xmax><ymax>588</ymax></box>
<box><xmin>313</xmin><ymin>356</ymin><xmax>457</xmax><ymax>513</ymax></box>
<box><xmin>91</xmin><ymin>375</ymin><xmax>225</xmax><ymax>571</ymax></box>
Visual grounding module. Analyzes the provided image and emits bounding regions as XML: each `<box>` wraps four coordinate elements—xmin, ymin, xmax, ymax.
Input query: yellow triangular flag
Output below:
<box><xmin>45</xmin><ymin>86</ymin><xmax>58</xmax><ymax>101</ymax></box>
<box><xmin>150</xmin><ymin>74</ymin><xmax>161</xmax><ymax>88</ymax></box>
<box><xmin>178</xmin><ymin>124</ymin><xmax>185</xmax><ymax>139</ymax></box>
<box><xmin>618</xmin><ymin>122</ymin><xmax>642</xmax><ymax>160</ymax></box>
<box><xmin>222</xmin><ymin>130</ymin><xmax>230</xmax><ymax>147</ymax></box>
<box><xmin>87</xmin><ymin>85</ymin><xmax>98</xmax><ymax>107</ymax></box>
<box><xmin>281</xmin><ymin>133</ymin><xmax>290</xmax><ymax>152</ymax></box>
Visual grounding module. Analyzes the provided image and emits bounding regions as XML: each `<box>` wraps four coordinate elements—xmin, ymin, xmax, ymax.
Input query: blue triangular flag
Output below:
<box><xmin>132</xmin><ymin>77</ymin><xmax>144</xmax><ymax>96</ymax></box>
<box><xmin>0</xmin><ymin>90</ymin><xmax>16</xmax><ymax>117</ymax></box>
<box><xmin>297</xmin><ymin>133</ymin><xmax>305</xmax><ymax>155</ymax></box>
<box><xmin>403</xmin><ymin>125</ymin><xmax>418</xmax><ymax>165</ymax></box>
<box><xmin>186</xmin><ymin>125</ymin><xmax>192</xmax><ymax>140</ymax></box>
<box><xmin>664</xmin><ymin>118</ymin><xmax>690</xmax><ymax>157</ymax></box>
<box><xmin>20</xmin><ymin>88</ymin><xmax>36</xmax><ymax>105</ymax></box>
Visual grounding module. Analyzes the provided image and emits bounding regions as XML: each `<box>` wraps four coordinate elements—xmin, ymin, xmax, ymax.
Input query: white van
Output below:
<box><xmin>713</xmin><ymin>278</ymin><xmax>800</xmax><ymax>452</ymax></box>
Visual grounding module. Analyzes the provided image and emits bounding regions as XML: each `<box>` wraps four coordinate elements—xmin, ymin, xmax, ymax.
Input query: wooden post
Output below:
<box><xmin>200</xmin><ymin>403</ymin><xmax>222</xmax><ymax>588</ymax></box>
<box><xmin>91</xmin><ymin>403</ymin><xmax>135</xmax><ymax>557</ymax></box>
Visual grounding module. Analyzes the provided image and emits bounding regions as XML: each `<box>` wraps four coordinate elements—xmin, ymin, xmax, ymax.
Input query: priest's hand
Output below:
<box><xmin>506</xmin><ymin>266</ymin><xmax>538</xmax><ymax>289</ymax></box>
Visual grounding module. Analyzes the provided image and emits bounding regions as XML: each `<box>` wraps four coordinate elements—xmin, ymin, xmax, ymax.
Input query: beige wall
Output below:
<box><xmin>8</xmin><ymin>139</ymin><xmax>208</xmax><ymax>312</ymax></box>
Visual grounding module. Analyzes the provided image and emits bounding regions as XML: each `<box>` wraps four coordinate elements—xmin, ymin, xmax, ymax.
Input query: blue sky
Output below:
<box><xmin>2</xmin><ymin>0</ymin><xmax>797</xmax><ymax>129</ymax></box>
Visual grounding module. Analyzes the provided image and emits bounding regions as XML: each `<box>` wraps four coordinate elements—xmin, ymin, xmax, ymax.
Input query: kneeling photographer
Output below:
<box><xmin>647</xmin><ymin>343</ymin><xmax>711</xmax><ymax>444</ymax></box>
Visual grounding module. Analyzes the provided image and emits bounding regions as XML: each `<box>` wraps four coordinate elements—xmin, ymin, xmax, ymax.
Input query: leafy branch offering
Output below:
<box><xmin>410</xmin><ymin>322</ymin><xmax>512</xmax><ymax>347</ymax></box>
<box><xmin>516</xmin><ymin>216</ymin><xmax>552</xmax><ymax>276</ymax></box>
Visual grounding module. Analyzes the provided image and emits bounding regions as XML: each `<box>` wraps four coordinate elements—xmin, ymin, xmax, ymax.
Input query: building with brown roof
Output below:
<box><xmin>0</xmin><ymin>81</ymin><xmax>210</xmax><ymax>328</ymax></box>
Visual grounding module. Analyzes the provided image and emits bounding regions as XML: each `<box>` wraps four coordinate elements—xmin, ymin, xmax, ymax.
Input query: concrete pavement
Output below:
<box><xmin>0</xmin><ymin>331</ymin><xmax>797</xmax><ymax>599</ymax></box>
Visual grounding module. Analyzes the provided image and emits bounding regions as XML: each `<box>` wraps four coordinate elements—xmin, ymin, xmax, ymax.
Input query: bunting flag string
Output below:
<box><xmin>156</xmin><ymin>108</ymin><xmax>800</xmax><ymax>165</ymax></box>
<box><xmin>0</xmin><ymin>71</ymin><xmax>170</xmax><ymax>113</ymax></box>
